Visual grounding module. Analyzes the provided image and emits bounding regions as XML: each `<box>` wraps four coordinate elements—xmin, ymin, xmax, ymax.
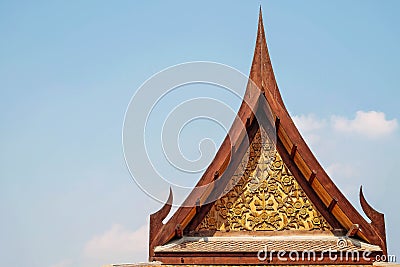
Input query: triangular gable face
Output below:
<box><xmin>195</xmin><ymin>128</ymin><xmax>331</xmax><ymax>233</ymax></box>
<box><xmin>149</xmin><ymin>9</ymin><xmax>387</xmax><ymax>263</ymax></box>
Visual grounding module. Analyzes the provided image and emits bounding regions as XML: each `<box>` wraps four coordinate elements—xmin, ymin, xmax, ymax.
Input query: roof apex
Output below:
<box><xmin>249</xmin><ymin>5</ymin><xmax>285</xmax><ymax>108</ymax></box>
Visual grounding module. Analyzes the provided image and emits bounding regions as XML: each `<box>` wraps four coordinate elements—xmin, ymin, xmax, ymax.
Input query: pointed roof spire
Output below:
<box><xmin>249</xmin><ymin>6</ymin><xmax>285</xmax><ymax>108</ymax></box>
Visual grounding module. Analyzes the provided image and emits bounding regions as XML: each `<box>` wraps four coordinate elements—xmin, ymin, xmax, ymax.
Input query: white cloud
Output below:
<box><xmin>292</xmin><ymin>114</ymin><xmax>326</xmax><ymax>133</ymax></box>
<box><xmin>293</xmin><ymin>111</ymin><xmax>398</xmax><ymax>140</ymax></box>
<box><xmin>326</xmin><ymin>162</ymin><xmax>359</xmax><ymax>179</ymax></box>
<box><xmin>83</xmin><ymin>224</ymin><xmax>148</xmax><ymax>266</ymax></box>
<box><xmin>292</xmin><ymin>110</ymin><xmax>398</xmax><ymax>208</ymax></box>
<box><xmin>326</xmin><ymin>162</ymin><xmax>360</xmax><ymax>203</ymax></box>
<box><xmin>332</xmin><ymin>111</ymin><xmax>398</xmax><ymax>138</ymax></box>
<box><xmin>292</xmin><ymin>114</ymin><xmax>326</xmax><ymax>147</ymax></box>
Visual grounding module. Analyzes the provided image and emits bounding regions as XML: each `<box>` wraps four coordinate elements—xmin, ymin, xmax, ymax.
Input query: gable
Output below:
<box><xmin>195</xmin><ymin>128</ymin><xmax>331</xmax><ymax>232</ymax></box>
<box><xmin>149</xmin><ymin>9</ymin><xmax>387</xmax><ymax>262</ymax></box>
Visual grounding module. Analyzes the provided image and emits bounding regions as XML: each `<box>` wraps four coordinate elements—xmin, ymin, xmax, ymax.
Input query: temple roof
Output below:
<box><xmin>148</xmin><ymin>7</ymin><xmax>387</xmax><ymax>265</ymax></box>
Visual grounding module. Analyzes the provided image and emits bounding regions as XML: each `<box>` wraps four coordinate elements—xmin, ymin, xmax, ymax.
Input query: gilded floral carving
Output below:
<box><xmin>196</xmin><ymin>129</ymin><xmax>331</xmax><ymax>231</ymax></box>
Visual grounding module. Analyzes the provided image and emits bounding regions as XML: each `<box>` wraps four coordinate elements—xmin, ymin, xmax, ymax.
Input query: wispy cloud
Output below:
<box><xmin>326</xmin><ymin>162</ymin><xmax>359</xmax><ymax>179</ymax></box>
<box><xmin>293</xmin><ymin>114</ymin><xmax>327</xmax><ymax>147</ymax></box>
<box><xmin>83</xmin><ymin>224</ymin><xmax>148</xmax><ymax>266</ymax></box>
<box><xmin>50</xmin><ymin>224</ymin><xmax>148</xmax><ymax>267</ymax></box>
<box><xmin>332</xmin><ymin>111</ymin><xmax>398</xmax><ymax>139</ymax></box>
<box><xmin>294</xmin><ymin>111</ymin><xmax>398</xmax><ymax>139</ymax></box>
<box><xmin>293</xmin><ymin>114</ymin><xmax>326</xmax><ymax>133</ymax></box>
<box><xmin>293</xmin><ymin>110</ymin><xmax>398</xmax><ymax>204</ymax></box>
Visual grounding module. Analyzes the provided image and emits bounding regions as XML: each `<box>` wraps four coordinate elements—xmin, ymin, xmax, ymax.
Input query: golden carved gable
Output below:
<box><xmin>196</xmin><ymin>128</ymin><xmax>331</xmax><ymax>232</ymax></box>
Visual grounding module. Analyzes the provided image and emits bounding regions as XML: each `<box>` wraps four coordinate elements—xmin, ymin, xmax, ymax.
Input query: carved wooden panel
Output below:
<box><xmin>196</xmin><ymin>129</ymin><xmax>331</xmax><ymax>231</ymax></box>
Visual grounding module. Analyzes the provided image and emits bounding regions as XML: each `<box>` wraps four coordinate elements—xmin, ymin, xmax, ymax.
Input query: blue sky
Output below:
<box><xmin>1</xmin><ymin>1</ymin><xmax>399</xmax><ymax>266</ymax></box>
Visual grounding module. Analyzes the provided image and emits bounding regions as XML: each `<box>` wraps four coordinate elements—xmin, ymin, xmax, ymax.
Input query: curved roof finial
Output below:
<box><xmin>359</xmin><ymin>186</ymin><xmax>387</xmax><ymax>255</ymax></box>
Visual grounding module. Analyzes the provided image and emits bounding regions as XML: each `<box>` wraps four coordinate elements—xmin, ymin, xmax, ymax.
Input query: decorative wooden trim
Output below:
<box><xmin>175</xmin><ymin>224</ymin><xmax>183</xmax><ymax>238</ymax></box>
<box><xmin>290</xmin><ymin>144</ymin><xmax>297</xmax><ymax>159</ymax></box>
<box><xmin>149</xmin><ymin>188</ymin><xmax>173</xmax><ymax>260</ymax></box>
<box><xmin>346</xmin><ymin>224</ymin><xmax>360</xmax><ymax>237</ymax></box>
<box><xmin>328</xmin><ymin>198</ymin><xmax>338</xmax><ymax>213</ymax></box>
<box><xmin>195</xmin><ymin>198</ymin><xmax>201</xmax><ymax>214</ymax></box>
<box><xmin>213</xmin><ymin>171</ymin><xmax>219</xmax><ymax>180</ymax></box>
<box><xmin>185</xmin><ymin>229</ymin><xmax>335</xmax><ymax>237</ymax></box>
<box><xmin>275</xmin><ymin>116</ymin><xmax>280</xmax><ymax>132</ymax></box>
<box><xmin>246</xmin><ymin>116</ymin><xmax>251</xmax><ymax>127</ymax></box>
<box><xmin>309</xmin><ymin>171</ymin><xmax>316</xmax><ymax>185</ymax></box>
<box><xmin>360</xmin><ymin>186</ymin><xmax>387</xmax><ymax>256</ymax></box>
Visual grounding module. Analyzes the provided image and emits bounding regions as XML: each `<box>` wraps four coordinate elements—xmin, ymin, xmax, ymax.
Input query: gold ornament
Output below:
<box><xmin>196</xmin><ymin>129</ymin><xmax>331</xmax><ymax>232</ymax></box>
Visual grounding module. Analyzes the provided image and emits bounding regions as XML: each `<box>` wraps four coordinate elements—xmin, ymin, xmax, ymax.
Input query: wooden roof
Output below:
<box><xmin>148</xmin><ymin>8</ymin><xmax>387</xmax><ymax>265</ymax></box>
